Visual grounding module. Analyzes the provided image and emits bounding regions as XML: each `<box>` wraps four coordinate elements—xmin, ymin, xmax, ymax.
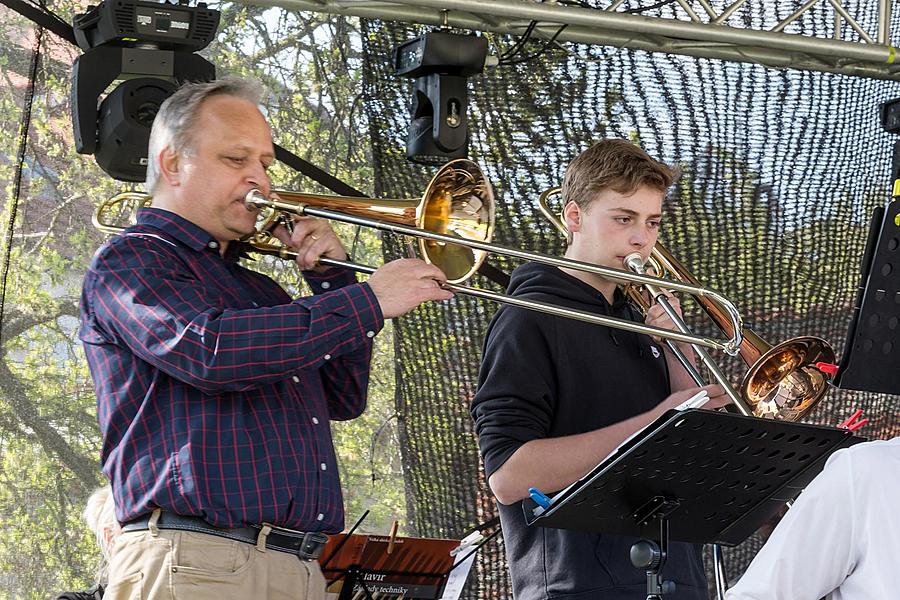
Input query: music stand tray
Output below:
<box><xmin>525</xmin><ymin>408</ymin><xmax>863</xmax><ymax>546</ymax></box>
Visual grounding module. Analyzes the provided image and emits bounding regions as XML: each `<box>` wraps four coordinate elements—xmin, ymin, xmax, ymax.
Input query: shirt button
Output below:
<box><xmin>366</xmin><ymin>331</ymin><xmax>375</xmax><ymax>338</ymax></box>
<box><xmin>292</xmin><ymin>375</ymin><xmax>300</xmax><ymax>383</ymax></box>
<box><xmin>317</xmin><ymin>513</ymin><xmax>325</xmax><ymax>521</ymax></box>
<box><xmin>311</xmin><ymin>417</ymin><xmax>320</xmax><ymax>425</ymax></box>
<box><xmin>321</xmin><ymin>281</ymin><xmax>331</xmax><ymax>289</ymax></box>
<box><xmin>320</xmin><ymin>463</ymin><xmax>327</xmax><ymax>471</ymax></box>
<box><xmin>208</xmin><ymin>241</ymin><xmax>219</xmax><ymax>250</ymax></box>
<box><xmin>324</xmin><ymin>354</ymin><xmax>331</xmax><ymax>361</ymax></box>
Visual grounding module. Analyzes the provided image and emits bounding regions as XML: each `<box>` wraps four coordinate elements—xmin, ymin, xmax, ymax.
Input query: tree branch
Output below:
<box><xmin>0</xmin><ymin>299</ymin><xmax>99</xmax><ymax>488</ymax></box>
<box><xmin>0</xmin><ymin>358</ymin><xmax>100</xmax><ymax>489</ymax></box>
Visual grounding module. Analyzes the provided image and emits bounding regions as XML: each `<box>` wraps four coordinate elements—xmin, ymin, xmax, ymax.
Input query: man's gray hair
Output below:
<box><xmin>145</xmin><ymin>77</ymin><xmax>265</xmax><ymax>193</ymax></box>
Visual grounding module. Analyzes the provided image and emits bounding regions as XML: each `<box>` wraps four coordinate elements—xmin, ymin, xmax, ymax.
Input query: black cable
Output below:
<box><xmin>555</xmin><ymin>0</ymin><xmax>679</xmax><ymax>13</ymax></box>
<box><xmin>622</xmin><ymin>0</ymin><xmax>680</xmax><ymax>14</ymax></box>
<box><xmin>0</xmin><ymin>0</ymin><xmax>76</xmax><ymax>45</ymax></box>
<box><xmin>21</xmin><ymin>0</ymin><xmax>71</xmax><ymax>32</ymax></box>
<box><xmin>500</xmin><ymin>20</ymin><xmax>536</xmax><ymax>59</ymax></box>
<box><xmin>498</xmin><ymin>20</ymin><xmax>538</xmax><ymax>64</ymax></box>
<box><xmin>501</xmin><ymin>24</ymin><xmax>569</xmax><ymax>66</ymax></box>
<box><xmin>0</xmin><ymin>10</ymin><xmax>42</xmax><ymax>349</ymax></box>
<box><xmin>555</xmin><ymin>0</ymin><xmax>595</xmax><ymax>7</ymax></box>
<box><xmin>498</xmin><ymin>0</ymin><xmax>678</xmax><ymax>68</ymax></box>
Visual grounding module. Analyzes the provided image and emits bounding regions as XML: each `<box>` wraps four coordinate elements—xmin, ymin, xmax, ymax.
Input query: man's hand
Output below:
<box><xmin>368</xmin><ymin>258</ymin><xmax>454</xmax><ymax>318</ymax></box>
<box><xmin>643</xmin><ymin>289</ymin><xmax>699</xmax><ymax>367</ymax></box>
<box><xmin>270</xmin><ymin>207</ymin><xmax>348</xmax><ymax>271</ymax></box>
<box><xmin>644</xmin><ymin>289</ymin><xmax>683</xmax><ymax>339</ymax></box>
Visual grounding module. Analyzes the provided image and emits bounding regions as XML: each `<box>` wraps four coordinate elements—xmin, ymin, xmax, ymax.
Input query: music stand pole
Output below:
<box><xmin>629</xmin><ymin>515</ymin><xmax>676</xmax><ymax>600</ymax></box>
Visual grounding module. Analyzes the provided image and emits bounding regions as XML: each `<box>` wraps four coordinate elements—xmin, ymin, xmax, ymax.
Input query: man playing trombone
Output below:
<box><xmin>472</xmin><ymin>139</ymin><xmax>731</xmax><ymax>599</ymax></box>
<box><xmin>79</xmin><ymin>77</ymin><xmax>452</xmax><ymax>600</ymax></box>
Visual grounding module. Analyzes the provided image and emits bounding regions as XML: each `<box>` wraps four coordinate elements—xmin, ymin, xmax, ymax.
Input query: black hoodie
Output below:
<box><xmin>472</xmin><ymin>262</ymin><xmax>707</xmax><ymax>599</ymax></box>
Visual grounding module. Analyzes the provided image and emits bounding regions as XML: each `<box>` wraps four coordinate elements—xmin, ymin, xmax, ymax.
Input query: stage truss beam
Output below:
<box><xmin>239</xmin><ymin>0</ymin><xmax>900</xmax><ymax>80</ymax></box>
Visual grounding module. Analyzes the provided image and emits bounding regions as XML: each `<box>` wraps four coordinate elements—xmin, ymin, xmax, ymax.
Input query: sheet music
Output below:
<box><xmin>438</xmin><ymin>548</ymin><xmax>476</xmax><ymax>600</ymax></box>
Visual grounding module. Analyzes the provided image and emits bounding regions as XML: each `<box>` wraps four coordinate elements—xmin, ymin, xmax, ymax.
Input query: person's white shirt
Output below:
<box><xmin>725</xmin><ymin>436</ymin><xmax>900</xmax><ymax>600</ymax></box>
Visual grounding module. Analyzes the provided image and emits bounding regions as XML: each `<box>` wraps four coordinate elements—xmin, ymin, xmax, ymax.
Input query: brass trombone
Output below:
<box><xmin>537</xmin><ymin>186</ymin><xmax>835</xmax><ymax>421</ymax></box>
<box><xmin>94</xmin><ymin>160</ymin><xmax>749</xmax><ymax>355</ymax></box>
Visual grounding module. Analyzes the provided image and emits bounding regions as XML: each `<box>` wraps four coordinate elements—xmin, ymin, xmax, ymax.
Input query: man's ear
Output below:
<box><xmin>563</xmin><ymin>200</ymin><xmax>582</xmax><ymax>233</ymax></box>
<box><xmin>158</xmin><ymin>147</ymin><xmax>181</xmax><ymax>186</ymax></box>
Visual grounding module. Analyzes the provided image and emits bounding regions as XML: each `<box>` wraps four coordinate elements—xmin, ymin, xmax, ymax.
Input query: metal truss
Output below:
<box><xmin>241</xmin><ymin>0</ymin><xmax>900</xmax><ymax>80</ymax></box>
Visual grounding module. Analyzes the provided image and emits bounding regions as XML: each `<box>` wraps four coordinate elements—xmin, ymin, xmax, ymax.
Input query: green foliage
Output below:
<box><xmin>0</xmin><ymin>439</ymin><xmax>99</xmax><ymax>598</ymax></box>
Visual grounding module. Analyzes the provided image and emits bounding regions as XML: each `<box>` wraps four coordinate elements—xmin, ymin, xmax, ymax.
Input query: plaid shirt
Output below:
<box><xmin>79</xmin><ymin>208</ymin><xmax>383</xmax><ymax>532</ymax></box>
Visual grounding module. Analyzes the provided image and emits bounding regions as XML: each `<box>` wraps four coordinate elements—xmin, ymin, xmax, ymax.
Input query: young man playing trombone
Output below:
<box><xmin>79</xmin><ymin>77</ymin><xmax>452</xmax><ymax>600</ymax></box>
<box><xmin>472</xmin><ymin>139</ymin><xmax>731</xmax><ymax>599</ymax></box>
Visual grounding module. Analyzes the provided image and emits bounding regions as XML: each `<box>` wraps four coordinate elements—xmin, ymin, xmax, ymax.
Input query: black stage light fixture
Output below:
<box><xmin>880</xmin><ymin>97</ymin><xmax>900</xmax><ymax>135</ymax></box>
<box><xmin>71</xmin><ymin>0</ymin><xmax>219</xmax><ymax>182</ymax></box>
<box><xmin>394</xmin><ymin>31</ymin><xmax>488</xmax><ymax>165</ymax></box>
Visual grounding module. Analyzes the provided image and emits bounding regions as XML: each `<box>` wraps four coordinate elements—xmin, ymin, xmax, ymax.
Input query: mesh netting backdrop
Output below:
<box><xmin>360</xmin><ymin>15</ymin><xmax>900</xmax><ymax>599</ymax></box>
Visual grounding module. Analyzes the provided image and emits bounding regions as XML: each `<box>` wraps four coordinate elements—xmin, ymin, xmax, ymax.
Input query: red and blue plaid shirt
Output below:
<box><xmin>79</xmin><ymin>208</ymin><xmax>383</xmax><ymax>532</ymax></box>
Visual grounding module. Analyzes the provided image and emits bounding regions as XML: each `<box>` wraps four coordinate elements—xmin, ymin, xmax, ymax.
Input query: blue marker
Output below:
<box><xmin>529</xmin><ymin>487</ymin><xmax>552</xmax><ymax>509</ymax></box>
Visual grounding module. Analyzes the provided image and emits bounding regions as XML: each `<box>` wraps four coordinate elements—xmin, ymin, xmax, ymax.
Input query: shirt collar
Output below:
<box><xmin>136</xmin><ymin>207</ymin><xmax>216</xmax><ymax>252</ymax></box>
<box><xmin>135</xmin><ymin>207</ymin><xmax>250</xmax><ymax>264</ymax></box>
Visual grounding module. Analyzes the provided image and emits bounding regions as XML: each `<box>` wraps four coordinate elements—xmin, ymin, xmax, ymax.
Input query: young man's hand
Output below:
<box><xmin>661</xmin><ymin>384</ymin><xmax>731</xmax><ymax>412</ymax></box>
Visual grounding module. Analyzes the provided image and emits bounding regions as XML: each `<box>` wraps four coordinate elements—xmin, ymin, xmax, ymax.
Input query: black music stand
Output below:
<box><xmin>524</xmin><ymin>409</ymin><xmax>863</xmax><ymax>599</ymax></box>
<box><xmin>834</xmin><ymin>197</ymin><xmax>900</xmax><ymax>395</ymax></box>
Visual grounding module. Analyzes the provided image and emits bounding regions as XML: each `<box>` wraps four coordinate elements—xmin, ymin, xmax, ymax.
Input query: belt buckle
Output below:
<box><xmin>262</xmin><ymin>523</ymin><xmax>326</xmax><ymax>560</ymax></box>
<box><xmin>298</xmin><ymin>531</ymin><xmax>327</xmax><ymax>560</ymax></box>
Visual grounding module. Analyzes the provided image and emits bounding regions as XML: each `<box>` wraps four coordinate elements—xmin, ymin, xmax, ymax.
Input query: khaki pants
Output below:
<box><xmin>105</xmin><ymin>512</ymin><xmax>327</xmax><ymax>600</ymax></box>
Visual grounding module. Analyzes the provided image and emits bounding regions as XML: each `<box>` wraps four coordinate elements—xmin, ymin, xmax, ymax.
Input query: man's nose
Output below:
<box><xmin>630</xmin><ymin>228</ymin><xmax>649</xmax><ymax>247</ymax></box>
<box><xmin>246</xmin><ymin>162</ymin><xmax>270</xmax><ymax>194</ymax></box>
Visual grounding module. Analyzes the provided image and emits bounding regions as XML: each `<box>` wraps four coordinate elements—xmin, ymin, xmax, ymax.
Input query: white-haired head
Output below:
<box><xmin>145</xmin><ymin>77</ymin><xmax>265</xmax><ymax>194</ymax></box>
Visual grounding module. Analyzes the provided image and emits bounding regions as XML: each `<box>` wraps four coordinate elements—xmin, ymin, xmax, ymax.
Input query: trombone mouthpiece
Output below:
<box><xmin>623</xmin><ymin>253</ymin><xmax>647</xmax><ymax>273</ymax></box>
<box><xmin>244</xmin><ymin>189</ymin><xmax>266</xmax><ymax>211</ymax></box>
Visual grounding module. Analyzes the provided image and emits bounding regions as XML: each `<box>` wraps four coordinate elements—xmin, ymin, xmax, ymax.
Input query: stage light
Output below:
<box><xmin>880</xmin><ymin>97</ymin><xmax>900</xmax><ymax>134</ymax></box>
<box><xmin>394</xmin><ymin>31</ymin><xmax>488</xmax><ymax>165</ymax></box>
<box><xmin>70</xmin><ymin>0</ymin><xmax>219</xmax><ymax>182</ymax></box>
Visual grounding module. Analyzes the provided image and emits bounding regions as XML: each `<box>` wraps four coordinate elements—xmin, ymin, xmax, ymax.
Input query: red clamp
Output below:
<box><xmin>815</xmin><ymin>362</ymin><xmax>839</xmax><ymax>376</ymax></box>
<box><xmin>837</xmin><ymin>409</ymin><xmax>869</xmax><ymax>433</ymax></box>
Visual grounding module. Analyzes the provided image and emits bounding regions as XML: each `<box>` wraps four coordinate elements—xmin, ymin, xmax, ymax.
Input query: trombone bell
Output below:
<box><xmin>417</xmin><ymin>159</ymin><xmax>494</xmax><ymax>283</ymax></box>
<box><xmin>258</xmin><ymin>159</ymin><xmax>494</xmax><ymax>284</ymax></box>
<box><xmin>742</xmin><ymin>337</ymin><xmax>835</xmax><ymax>420</ymax></box>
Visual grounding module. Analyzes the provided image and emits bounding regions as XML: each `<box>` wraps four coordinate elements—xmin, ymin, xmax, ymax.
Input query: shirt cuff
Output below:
<box><xmin>303</xmin><ymin>265</ymin><xmax>358</xmax><ymax>294</ymax></box>
<box><xmin>347</xmin><ymin>281</ymin><xmax>385</xmax><ymax>339</ymax></box>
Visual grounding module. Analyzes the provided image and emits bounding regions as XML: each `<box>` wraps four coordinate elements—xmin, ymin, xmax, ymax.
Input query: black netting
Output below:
<box><xmin>361</xmin><ymin>13</ymin><xmax>900</xmax><ymax>598</ymax></box>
